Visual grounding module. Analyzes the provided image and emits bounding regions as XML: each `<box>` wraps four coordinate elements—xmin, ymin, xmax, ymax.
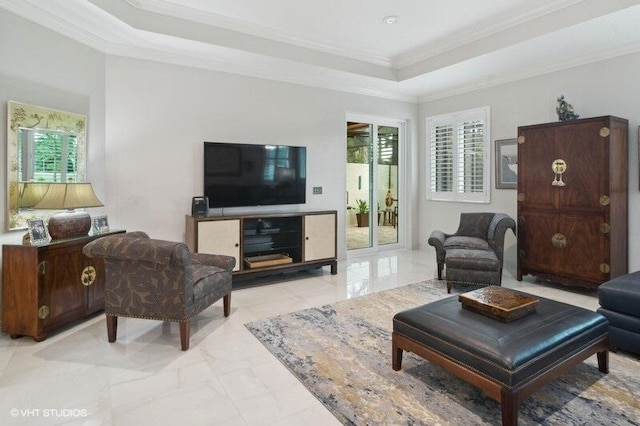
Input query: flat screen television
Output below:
<box><xmin>204</xmin><ymin>142</ymin><xmax>307</xmax><ymax>208</ymax></box>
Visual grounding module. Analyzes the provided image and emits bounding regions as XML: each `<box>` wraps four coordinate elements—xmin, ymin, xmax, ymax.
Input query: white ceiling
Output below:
<box><xmin>2</xmin><ymin>0</ymin><xmax>640</xmax><ymax>102</ymax></box>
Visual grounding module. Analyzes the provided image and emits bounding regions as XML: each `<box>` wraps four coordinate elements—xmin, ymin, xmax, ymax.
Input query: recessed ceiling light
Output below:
<box><xmin>382</xmin><ymin>16</ymin><xmax>398</xmax><ymax>25</ymax></box>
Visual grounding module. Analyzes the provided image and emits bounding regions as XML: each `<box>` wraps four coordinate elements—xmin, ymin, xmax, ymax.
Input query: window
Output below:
<box><xmin>18</xmin><ymin>128</ymin><xmax>79</xmax><ymax>183</ymax></box>
<box><xmin>426</xmin><ymin>106</ymin><xmax>490</xmax><ymax>203</ymax></box>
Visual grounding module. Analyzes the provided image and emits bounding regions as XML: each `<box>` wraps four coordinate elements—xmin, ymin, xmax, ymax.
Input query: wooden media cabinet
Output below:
<box><xmin>185</xmin><ymin>210</ymin><xmax>337</xmax><ymax>282</ymax></box>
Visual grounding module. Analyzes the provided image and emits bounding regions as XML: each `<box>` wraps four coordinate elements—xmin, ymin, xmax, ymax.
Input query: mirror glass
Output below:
<box><xmin>7</xmin><ymin>101</ymin><xmax>87</xmax><ymax>230</ymax></box>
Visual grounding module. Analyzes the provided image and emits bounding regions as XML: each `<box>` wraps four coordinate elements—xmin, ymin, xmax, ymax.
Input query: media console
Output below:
<box><xmin>185</xmin><ymin>210</ymin><xmax>337</xmax><ymax>282</ymax></box>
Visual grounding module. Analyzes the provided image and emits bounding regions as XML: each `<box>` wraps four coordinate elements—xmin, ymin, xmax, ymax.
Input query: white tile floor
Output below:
<box><xmin>0</xmin><ymin>249</ymin><xmax>601</xmax><ymax>425</ymax></box>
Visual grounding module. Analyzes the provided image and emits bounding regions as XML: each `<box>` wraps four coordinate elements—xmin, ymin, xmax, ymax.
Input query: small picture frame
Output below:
<box><xmin>27</xmin><ymin>218</ymin><xmax>50</xmax><ymax>245</ymax></box>
<box><xmin>495</xmin><ymin>138</ymin><xmax>518</xmax><ymax>189</ymax></box>
<box><xmin>92</xmin><ymin>215</ymin><xmax>109</xmax><ymax>235</ymax></box>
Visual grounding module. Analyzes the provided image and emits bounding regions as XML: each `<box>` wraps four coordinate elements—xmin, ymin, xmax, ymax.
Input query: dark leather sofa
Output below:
<box><xmin>597</xmin><ymin>271</ymin><xmax>640</xmax><ymax>355</ymax></box>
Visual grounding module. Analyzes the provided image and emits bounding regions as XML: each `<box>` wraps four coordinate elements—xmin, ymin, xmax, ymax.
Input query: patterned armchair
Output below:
<box><xmin>428</xmin><ymin>213</ymin><xmax>516</xmax><ymax>282</ymax></box>
<box><xmin>83</xmin><ymin>232</ymin><xmax>234</xmax><ymax>350</ymax></box>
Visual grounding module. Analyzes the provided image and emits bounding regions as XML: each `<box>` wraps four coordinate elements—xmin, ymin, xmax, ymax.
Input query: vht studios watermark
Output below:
<box><xmin>10</xmin><ymin>408</ymin><xmax>88</xmax><ymax>418</ymax></box>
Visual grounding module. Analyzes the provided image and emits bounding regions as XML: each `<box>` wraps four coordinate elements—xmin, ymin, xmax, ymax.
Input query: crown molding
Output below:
<box><xmin>104</xmin><ymin>42</ymin><xmax>419</xmax><ymax>103</ymax></box>
<box><xmin>417</xmin><ymin>43</ymin><xmax>640</xmax><ymax>103</ymax></box>
<box><xmin>393</xmin><ymin>0</ymin><xmax>583</xmax><ymax>69</ymax></box>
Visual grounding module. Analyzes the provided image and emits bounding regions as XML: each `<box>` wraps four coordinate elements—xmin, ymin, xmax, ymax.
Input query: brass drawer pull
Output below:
<box><xmin>38</xmin><ymin>305</ymin><xmax>50</xmax><ymax>320</ymax></box>
<box><xmin>81</xmin><ymin>266</ymin><xmax>97</xmax><ymax>287</ymax></box>
<box><xmin>551</xmin><ymin>233</ymin><xmax>567</xmax><ymax>248</ymax></box>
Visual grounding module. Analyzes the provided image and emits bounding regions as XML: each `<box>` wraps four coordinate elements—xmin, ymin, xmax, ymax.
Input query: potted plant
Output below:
<box><xmin>355</xmin><ymin>199</ymin><xmax>369</xmax><ymax>227</ymax></box>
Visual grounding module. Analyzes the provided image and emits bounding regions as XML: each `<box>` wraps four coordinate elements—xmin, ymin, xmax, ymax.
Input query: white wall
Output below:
<box><xmin>419</xmin><ymin>52</ymin><xmax>640</xmax><ymax>275</ymax></box>
<box><xmin>3</xmin><ymin>6</ymin><xmax>639</xmax><ymax>311</ymax></box>
<box><xmin>0</xmin><ymin>10</ymin><xmax>107</xmax><ymax>316</ymax></box>
<box><xmin>0</xmin><ymin>11</ymin><xmax>107</xmax><ymax>240</ymax></box>
<box><xmin>104</xmin><ymin>56</ymin><xmax>417</xmax><ymax>256</ymax></box>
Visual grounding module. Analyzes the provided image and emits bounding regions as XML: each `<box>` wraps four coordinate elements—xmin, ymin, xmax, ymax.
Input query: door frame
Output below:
<box><xmin>346</xmin><ymin>113</ymin><xmax>405</xmax><ymax>256</ymax></box>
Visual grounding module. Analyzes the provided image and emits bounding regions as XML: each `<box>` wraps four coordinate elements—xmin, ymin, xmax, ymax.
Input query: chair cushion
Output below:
<box><xmin>443</xmin><ymin>236</ymin><xmax>490</xmax><ymax>251</ymax></box>
<box><xmin>597</xmin><ymin>307</ymin><xmax>640</xmax><ymax>334</ymax></box>
<box><xmin>457</xmin><ymin>213</ymin><xmax>494</xmax><ymax>239</ymax></box>
<box><xmin>445</xmin><ymin>248</ymin><xmax>499</xmax><ymax>271</ymax></box>
<box><xmin>190</xmin><ymin>264</ymin><xmax>229</xmax><ymax>302</ymax></box>
<box><xmin>598</xmin><ymin>271</ymin><xmax>640</xmax><ymax>318</ymax></box>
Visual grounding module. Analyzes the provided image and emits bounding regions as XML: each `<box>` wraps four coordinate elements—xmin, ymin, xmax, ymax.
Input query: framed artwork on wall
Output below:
<box><xmin>495</xmin><ymin>139</ymin><xmax>518</xmax><ymax>189</ymax></box>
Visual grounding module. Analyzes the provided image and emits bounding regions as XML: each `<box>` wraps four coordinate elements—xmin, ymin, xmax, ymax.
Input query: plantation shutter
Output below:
<box><xmin>457</xmin><ymin>119</ymin><xmax>484</xmax><ymax>193</ymax></box>
<box><xmin>426</xmin><ymin>106</ymin><xmax>490</xmax><ymax>203</ymax></box>
<box><xmin>429</xmin><ymin>124</ymin><xmax>454</xmax><ymax>192</ymax></box>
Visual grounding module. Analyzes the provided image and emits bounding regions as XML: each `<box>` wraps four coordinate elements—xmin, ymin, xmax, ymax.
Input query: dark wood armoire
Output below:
<box><xmin>516</xmin><ymin>116</ymin><xmax>628</xmax><ymax>289</ymax></box>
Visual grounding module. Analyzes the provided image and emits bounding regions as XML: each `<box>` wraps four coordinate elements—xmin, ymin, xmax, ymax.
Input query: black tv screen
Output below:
<box><xmin>204</xmin><ymin>142</ymin><xmax>307</xmax><ymax>208</ymax></box>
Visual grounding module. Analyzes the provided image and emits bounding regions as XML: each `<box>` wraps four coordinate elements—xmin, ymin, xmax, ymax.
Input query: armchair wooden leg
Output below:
<box><xmin>223</xmin><ymin>293</ymin><xmax>231</xmax><ymax>317</ymax></box>
<box><xmin>179</xmin><ymin>320</ymin><xmax>190</xmax><ymax>351</ymax></box>
<box><xmin>437</xmin><ymin>263</ymin><xmax>443</xmax><ymax>280</ymax></box>
<box><xmin>106</xmin><ymin>315</ymin><xmax>118</xmax><ymax>343</ymax></box>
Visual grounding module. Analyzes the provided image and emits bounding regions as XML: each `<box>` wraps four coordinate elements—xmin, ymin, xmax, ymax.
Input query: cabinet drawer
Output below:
<box><xmin>519</xmin><ymin>213</ymin><xmax>609</xmax><ymax>283</ymax></box>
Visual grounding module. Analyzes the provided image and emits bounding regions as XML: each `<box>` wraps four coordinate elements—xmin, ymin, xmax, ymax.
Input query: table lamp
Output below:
<box><xmin>18</xmin><ymin>182</ymin><xmax>51</xmax><ymax>208</ymax></box>
<box><xmin>34</xmin><ymin>182</ymin><xmax>104</xmax><ymax>240</ymax></box>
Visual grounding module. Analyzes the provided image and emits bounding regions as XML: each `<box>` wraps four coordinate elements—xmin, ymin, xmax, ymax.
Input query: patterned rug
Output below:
<box><xmin>246</xmin><ymin>281</ymin><xmax>640</xmax><ymax>425</ymax></box>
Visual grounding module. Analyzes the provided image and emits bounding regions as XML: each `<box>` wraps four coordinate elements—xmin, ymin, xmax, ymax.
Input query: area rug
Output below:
<box><xmin>246</xmin><ymin>280</ymin><xmax>640</xmax><ymax>425</ymax></box>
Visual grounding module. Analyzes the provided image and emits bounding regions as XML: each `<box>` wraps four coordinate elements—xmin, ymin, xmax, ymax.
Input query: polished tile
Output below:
<box><xmin>0</xmin><ymin>248</ymin><xmax>604</xmax><ymax>425</ymax></box>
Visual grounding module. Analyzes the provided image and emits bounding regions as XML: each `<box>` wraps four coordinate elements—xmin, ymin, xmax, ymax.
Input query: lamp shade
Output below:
<box><xmin>34</xmin><ymin>182</ymin><xmax>104</xmax><ymax>210</ymax></box>
<box><xmin>18</xmin><ymin>182</ymin><xmax>50</xmax><ymax>208</ymax></box>
<box><xmin>33</xmin><ymin>183</ymin><xmax>104</xmax><ymax>240</ymax></box>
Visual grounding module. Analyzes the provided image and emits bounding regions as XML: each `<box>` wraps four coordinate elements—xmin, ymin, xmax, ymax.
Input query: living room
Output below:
<box><xmin>1</xmin><ymin>1</ymin><xmax>640</xmax><ymax>424</ymax></box>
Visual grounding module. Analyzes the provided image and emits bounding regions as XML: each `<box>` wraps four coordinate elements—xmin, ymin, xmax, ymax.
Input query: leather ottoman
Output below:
<box><xmin>392</xmin><ymin>293</ymin><xmax>609</xmax><ymax>426</ymax></box>
<box><xmin>597</xmin><ymin>271</ymin><xmax>640</xmax><ymax>355</ymax></box>
<box><xmin>445</xmin><ymin>248</ymin><xmax>501</xmax><ymax>293</ymax></box>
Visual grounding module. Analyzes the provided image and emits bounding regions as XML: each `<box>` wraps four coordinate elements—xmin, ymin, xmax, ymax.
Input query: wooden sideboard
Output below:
<box><xmin>2</xmin><ymin>230</ymin><xmax>125</xmax><ymax>341</ymax></box>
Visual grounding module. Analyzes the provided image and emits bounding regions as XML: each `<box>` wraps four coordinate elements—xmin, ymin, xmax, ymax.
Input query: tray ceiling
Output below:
<box><xmin>2</xmin><ymin>0</ymin><xmax>640</xmax><ymax>102</ymax></box>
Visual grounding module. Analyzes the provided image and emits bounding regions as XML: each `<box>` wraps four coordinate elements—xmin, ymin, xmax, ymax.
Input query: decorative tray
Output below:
<box><xmin>244</xmin><ymin>254</ymin><xmax>292</xmax><ymax>269</ymax></box>
<box><xmin>458</xmin><ymin>286</ymin><xmax>539</xmax><ymax>322</ymax></box>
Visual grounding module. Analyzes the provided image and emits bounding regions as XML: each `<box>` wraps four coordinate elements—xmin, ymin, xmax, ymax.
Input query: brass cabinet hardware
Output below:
<box><xmin>38</xmin><ymin>261</ymin><xmax>47</xmax><ymax>275</ymax></box>
<box><xmin>81</xmin><ymin>266</ymin><xmax>97</xmax><ymax>287</ymax></box>
<box><xmin>600</xmin><ymin>195</ymin><xmax>610</xmax><ymax>206</ymax></box>
<box><xmin>600</xmin><ymin>263</ymin><xmax>610</xmax><ymax>273</ymax></box>
<box><xmin>551</xmin><ymin>233</ymin><xmax>567</xmax><ymax>248</ymax></box>
<box><xmin>517</xmin><ymin>193</ymin><xmax>525</xmax><ymax>202</ymax></box>
<box><xmin>517</xmin><ymin>135</ymin><xmax>525</xmax><ymax>144</ymax></box>
<box><xmin>552</xmin><ymin>159</ymin><xmax>567</xmax><ymax>186</ymax></box>
<box><xmin>38</xmin><ymin>305</ymin><xmax>50</xmax><ymax>319</ymax></box>
<box><xmin>599</xmin><ymin>127</ymin><xmax>610</xmax><ymax>137</ymax></box>
<box><xmin>600</xmin><ymin>223</ymin><xmax>611</xmax><ymax>234</ymax></box>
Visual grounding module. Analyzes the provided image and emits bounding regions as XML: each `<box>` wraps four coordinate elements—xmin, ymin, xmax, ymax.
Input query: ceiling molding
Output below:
<box><xmin>393</xmin><ymin>0</ymin><xmax>583</xmax><ymax>68</ymax></box>
<box><xmin>3</xmin><ymin>0</ymin><xmax>640</xmax><ymax>102</ymax></box>
<box><xmin>121</xmin><ymin>0</ymin><xmax>395</xmax><ymax>67</ymax></box>
<box><xmin>417</xmin><ymin>42</ymin><xmax>640</xmax><ymax>103</ymax></box>
<box><xmin>89</xmin><ymin>0</ymin><xmax>397</xmax><ymax>80</ymax></box>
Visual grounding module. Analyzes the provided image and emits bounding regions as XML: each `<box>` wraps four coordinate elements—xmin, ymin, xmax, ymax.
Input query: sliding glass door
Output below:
<box><xmin>346</xmin><ymin>116</ymin><xmax>402</xmax><ymax>252</ymax></box>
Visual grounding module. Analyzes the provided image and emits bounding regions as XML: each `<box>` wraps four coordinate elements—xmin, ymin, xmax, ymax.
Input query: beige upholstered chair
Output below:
<box><xmin>83</xmin><ymin>232</ymin><xmax>234</xmax><ymax>350</ymax></box>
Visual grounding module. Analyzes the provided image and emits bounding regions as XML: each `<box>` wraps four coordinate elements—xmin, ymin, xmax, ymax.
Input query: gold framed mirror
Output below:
<box><xmin>7</xmin><ymin>101</ymin><xmax>87</xmax><ymax>230</ymax></box>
